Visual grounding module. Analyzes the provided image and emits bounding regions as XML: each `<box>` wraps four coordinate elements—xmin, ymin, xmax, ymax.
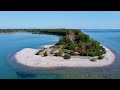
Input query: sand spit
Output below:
<box><xmin>14</xmin><ymin>45</ymin><xmax>115</xmax><ymax>69</ymax></box>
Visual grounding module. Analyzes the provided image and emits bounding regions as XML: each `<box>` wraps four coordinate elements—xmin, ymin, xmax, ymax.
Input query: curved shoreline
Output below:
<box><xmin>14</xmin><ymin>45</ymin><xmax>115</xmax><ymax>69</ymax></box>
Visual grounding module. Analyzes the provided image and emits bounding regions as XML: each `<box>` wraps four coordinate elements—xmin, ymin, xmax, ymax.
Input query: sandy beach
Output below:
<box><xmin>14</xmin><ymin>45</ymin><xmax>115</xmax><ymax>69</ymax></box>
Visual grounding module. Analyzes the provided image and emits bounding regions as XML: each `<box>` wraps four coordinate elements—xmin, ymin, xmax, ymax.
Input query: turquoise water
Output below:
<box><xmin>0</xmin><ymin>32</ymin><xmax>60</xmax><ymax>79</ymax></box>
<box><xmin>0</xmin><ymin>30</ymin><xmax>120</xmax><ymax>79</ymax></box>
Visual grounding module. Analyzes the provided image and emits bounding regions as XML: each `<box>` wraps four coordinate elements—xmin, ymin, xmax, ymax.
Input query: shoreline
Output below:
<box><xmin>14</xmin><ymin>45</ymin><xmax>116</xmax><ymax>69</ymax></box>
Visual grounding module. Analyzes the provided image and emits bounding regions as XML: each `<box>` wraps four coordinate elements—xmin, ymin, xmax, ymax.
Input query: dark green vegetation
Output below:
<box><xmin>54</xmin><ymin>50</ymin><xmax>63</xmax><ymax>56</ymax></box>
<box><xmin>43</xmin><ymin>51</ymin><xmax>48</xmax><ymax>56</ymax></box>
<box><xmin>0</xmin><ymin>29</ymin><xmax>78</xmax><ymax>36</ymax></box>
<box><xmin>64</xmin><ymin>54</ymin><xmax>71</xmax><ymax>59</ymax></box>
<box><xmin>55</xmin><ymin>29</ymin><xmax>106</xmax><ymax>59</ymax></box>
<box><xmin>35</xmin><ymin>49</ymin><xmax>43</xmax><ymax>55</ymax></box>
<box><xmin>0</xmin><ymin>29</ymin><xmax>106</xmax><ymax>60</ymax></box>
<box><xmin>0</xmin><ymin>29</ymin><xmax>28</xmax><ymax>33</ymax></box>
<box><xmin>98</xmin><ymin>55</ymin><xmax>104</xmax><ymax>60</ymax></box>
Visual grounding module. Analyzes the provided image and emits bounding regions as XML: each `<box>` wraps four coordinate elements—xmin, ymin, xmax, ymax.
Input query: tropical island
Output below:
<box><xmin>0</xmin><ymin>29</ymin><xmax>115</xmax><ymax>68</ymax></box>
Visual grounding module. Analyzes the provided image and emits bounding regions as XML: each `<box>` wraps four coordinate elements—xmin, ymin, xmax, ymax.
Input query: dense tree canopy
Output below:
<box><xmin>54</xmin><ymin>29</ymin><xmax>106</xmax><ymax>57</ymax></box>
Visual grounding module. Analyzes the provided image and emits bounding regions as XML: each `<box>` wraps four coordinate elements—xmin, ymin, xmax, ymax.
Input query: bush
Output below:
<box><xmin>67</xmin><ymin>43</ymin><xmax>77</xmax><ymax>50</ymax></box>
<box><xmin>54</xmin><ymin>51</ymin><xmax>62</xmax><ymax>56</ymax></box>
<box><xmin>35</xmin><ymin>52</ymin><xmax>40</xmax><ymax>55</ymax></box>
<box><xmin>63</xmin><ymin>50</ymin><xmax>70</xmax><ymax>54</ymax></box>
<box><xmin>56</xmin><ymin>38</ymin><xmax>65</xmax><ymax>45</ymax></box>
<box><xmin>64</xmin><ymin>54</ymin><xmax>71</xmax><ymax>59</ymax></box>
<box><xmin>99</xmin><ymin>46</ymin><xmax>103</xmax><ymax>49</ymax></box>
<box><xmin>97</xmin><ymin>51</ymin><xmax>103</xmax><ymax>56</ymax></box>
<box><xmin>98</xmin><ymin>55</ymin><xmax>104</xmax><ymax>60</ymax></box>
<box><xmin>79</xmin><ymin>51</ymin><xmax>88</xmax><ymax>56</ymax></box>
<box><xmin>69</xmin><ymin>50</ymin><xmax>75</xmax><ymax>56</ymax></box>
<box><xmin>56</xmin><ymin>36</ymin><xmax>73</xmax><ymax>45</ymax></box>
<box><xmin>102</xmin><ymin>48</ymin><xmax>106</xmax><ymax>54</ymax></box>
<box><xmin>88</xmin><ymin>52</ymin><xmax>96</xmax><ymax>57</ymax></box>
<box><xmin>35</xmin><ymin>50</ymin><xmax>43</xmax><ymax>55</ymax></box>
<box><xmin>43</xmin><ymin>51</ymin><xmax>48</xmax><ymax>56</ymax></box>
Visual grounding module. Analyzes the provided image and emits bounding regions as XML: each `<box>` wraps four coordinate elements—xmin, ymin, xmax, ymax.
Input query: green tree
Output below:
<box><xmin>64</xmin><ymin>54</ymin><xmax>71</xmax><ymax>59</ymax></box>
<box><xmin>43</xmin><ymin>51</ymin><xmax>48</xmax><ymax>56</ymax></box>
<box><xmin>98</xmin><ymin>55</ymin><xmax>104</xmax><ymax>59</ymax></box>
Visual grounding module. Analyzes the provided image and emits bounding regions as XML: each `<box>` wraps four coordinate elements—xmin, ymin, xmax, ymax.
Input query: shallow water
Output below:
<box><xmin>0</xmin><ymin>32</ymin><xmax>60</xmax><ymax>79</ymax></box>
<box><xmin>0</xmin><ymin>30</ymin><xmax>120</xmax><ymax>79</ymax></box>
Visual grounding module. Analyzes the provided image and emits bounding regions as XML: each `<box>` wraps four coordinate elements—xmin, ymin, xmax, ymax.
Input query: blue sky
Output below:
<box><xmin>0</xmin><ymin>11</ymin><xmax>120</xmax><ymax>29</ymax></box>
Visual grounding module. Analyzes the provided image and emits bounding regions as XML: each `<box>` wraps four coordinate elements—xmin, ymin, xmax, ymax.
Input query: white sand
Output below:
<box><xmin>14</xmin><ymin>45</ymin><xmax>115</xmax><ymax>68</ymax></box>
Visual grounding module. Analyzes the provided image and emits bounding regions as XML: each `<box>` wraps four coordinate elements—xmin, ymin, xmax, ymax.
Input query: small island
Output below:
<box><xmin>14</xmin><ymin>29</ymin><xmax>115</xmax><ymax>68</ymax></box>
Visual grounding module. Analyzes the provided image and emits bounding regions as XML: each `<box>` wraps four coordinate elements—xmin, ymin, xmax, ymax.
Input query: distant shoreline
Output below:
<box><xmin>14</xmin><ymin>45</ymin><xmax>115</xmax><ymax>69</ymax></box>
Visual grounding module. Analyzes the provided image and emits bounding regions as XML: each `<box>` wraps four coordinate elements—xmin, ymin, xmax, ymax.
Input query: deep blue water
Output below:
<box><xmin>0</xmin><ymin>30</ymin><xmax>120</xmax><ymax>79</ymax></box>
